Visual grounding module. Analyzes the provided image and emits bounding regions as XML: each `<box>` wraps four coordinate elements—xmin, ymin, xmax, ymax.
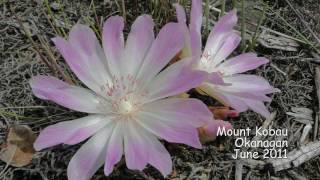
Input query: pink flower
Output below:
<box><xmin>30</xmin><ymin>15</ymin><xmax>213</xmax><ymax>179</ymax></box>
<box><xmin>175</xmin><ymin>0</ymin><xmax>279</xmax><ymax>118</ymax></box>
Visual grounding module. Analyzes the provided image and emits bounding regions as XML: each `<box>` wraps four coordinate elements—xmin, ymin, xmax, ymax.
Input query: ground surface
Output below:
<box><xmin>1</xmin><ymin>0</ymin><xmax>320</xmax><ymax>179</ymax></box>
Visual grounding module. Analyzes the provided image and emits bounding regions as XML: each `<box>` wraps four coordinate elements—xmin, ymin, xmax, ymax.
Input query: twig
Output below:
<box><xmin>38</xmin><ymin>35</ymin><xmax>74</xmax><ymax>84</ymax></box>
<box><xmin>287</xmin><ymin>170</ymin><xmax>308</xmax><ymax>180</ymax></box>
<box><xmin>270</xmin><ymin>63</ymin><xmax>287</xmax><ymax>76</ymax></box>
<box><xmin>220</xmin><ymin>0</ymin><xmax>225</xmax><ymax>17</ymax></box>
<box><xmin>235</xmin><ymin>160</ymin><xmax>243</xmax><ymax>180</ymax></box>
<box><xmin>43</xmin><ymin>0</ymin><xmax>63</xmax><ymax>36</ymax></box>
<box><xmin>268</xmin><ymin>141</ymin><xmax>320</xmax><ymax>171</ymax></box>
<box><xmin>232</xmin><ymin>0</ymin><xmax>237</xmax><ymax>9</ymax></box>
<box><xmin>248</xmin><ymin>3</ymin><xmax>266</xmax><ymax>51</ymax></box>
<box><xmin>315</xmin><ymin>114</ymin><xmax>319</xmax><ymax>141</ymax></box>
<box><xmin>287</xmin><ymin>107</ymin><xmax>313</xmax><ymax>121</ymax></box>
<box><xmin>204</xmin><ymin>0</ymin><xmax>210</xmax><ymax>35</ymax></box>
<box><xmin>314</xmin><ymin>66</ymin><xmax>320</xmax><ymax>140</ymax></box>
<box><xmin>0</xmin><ymin>106</ymin><xmax>46</xmax><ymax>109</ymax></box>
<box><xmin>42</xmin><ymin>8</ymin><xmax>60</xmax><ymax>36</ymax></box>
<box><xmin>242</xmin><ymin>112</ymin><xmax>276</xmax><ymax>152</ymax></box>
<box><xmin>121</xmin><ymin>0</ymin><xmax>126</xmax><ymax>23</ymax></box>
<box><xmin>251</xmin><ymin>112</ymin><xmax>276</xmax><ymax>142</ymax></box>
<box><xmin>244</xmin><ymin>171</ymin><xmax>252</xmax><ymax>180</ymax></box>
<box><xmin>300</xmin><ymin>123</ymin><xmax>312</xmax><ymax>144</ymax></box>
<box><xmin>284</xmin><ymin>0</ymin><xmax>320</xmax><ymax>45</ymax></box>
<box><xmin>90</xmin><ymin>0</ymin><xmax>101</xmax><ymax>33</ymax></box>
<box><xmin>289</xmin><ymin>124</ymin><xmax>304</xmax><ymax>143</ymax></box>
<box><xmin>241</xmin><ymin>158</ymin><xmax>265</xmax><ymax>170</ymax></box>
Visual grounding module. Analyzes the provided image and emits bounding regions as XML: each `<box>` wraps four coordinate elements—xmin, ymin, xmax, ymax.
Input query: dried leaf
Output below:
<box><xmin>0</xmin><ymin>124</ymin><xmax>36</xmax><ymax>167</ymax></box>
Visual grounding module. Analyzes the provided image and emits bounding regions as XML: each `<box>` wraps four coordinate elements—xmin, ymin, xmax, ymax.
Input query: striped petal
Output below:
<box><xmin>222</xmin><ymin>74</ymin><xmax>277</xmax><ymax>94</ymax></box>
<box><xmin>104</xmin><ymin>121</ymin><xmax>124</xmax><ymax>175</ymax></box>
<box><xmin>122</xmin><ymin>15</ymin><xmax>155</xmax><ymax>76</ymax></box>
<box><xmin>124</xmin><ymin>121</ymin><xmax>172</xmax><ymax>176</ymax></box>
<box><xmin>142</xmin><ymin>98</ymin><xmax>212</xmax><ymax>127</ymax></box>
<box><xmin>137</xmin><ymin>99</ymin><xmax>204</xmax><ymax>149</ymax></box>
<box><xmin>34</xmin><ymin>115</ymin><xmax>111</xmax><ymax>151</ymax></box>
<box><xmin>52</xmin><ymin>28</ymin><xmax>111</xmax><ymax>94</ymax></box>
<box><xmin>144</xmin><ymin>58</ymin><xmax>206</xmax><ymax>102</ymax></box>
<box><xmin>190</xmin><ymin>0</ymin><xmax>202</xmax><ymax>57</ymax></box>
<box><xmin>124</xmin><ymin>120</ymin><xmax>148</xmax><ymax>170</ymax></box>
<box><xmin>102</xmin><ymin>16</ymin><xmax>125</xmax><ymax>77</ymax></box>
<box><xmin>136</xmin><ymin>23</ymin><xmax>185</xmax><ymax>87</ymax></box>
<box><xmin>217</xmin><ymin>53</ymin><xmax>269</xmax><ymax>75</ymax></box>
<box><xmin>67</xmin><ymin>123</ymin><xmax>115</xmax><ymax>180</ymax></box>
<box><xmin>204</xmin><ymin>10</ymin><xmax>238</xmax><ymax>59</ymax></box>
<box><xmin>211</xmin><ymin>33</ymin><xmax>241</xmax><ymax>67</ymax></box>
<box><xmin>30</xmin><ymin>75</ymin><xmax>109</xmax><ymax>113</ymax></box>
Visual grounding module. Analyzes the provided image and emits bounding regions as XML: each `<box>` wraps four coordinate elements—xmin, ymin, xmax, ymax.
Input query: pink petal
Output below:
<box><xmin>189</xmin><ymin>28</ymin><xmax>202</xmax><ymax>58</ymax></box>
<box><xmin>206</xmin><ymin>72</ymin><xmax>229</xmax><ymax>85</ymax></box>
<box><xmin>136</xmin><ymin>23</ymin><xmax>185</xmax><ymax>86</ymax></box>
<box><xmin>102</xmin><ymin>16</ymin><xmax>125</xmax><ymax>76</ymax></box>
<box><xmin>137</xmin><ymin>102</ymin><xmax>203</xmax><ymax>149</ymax></box>
<box><xmin>217</xmin><ymin>53</ymin><xmax>269</xmax><ymax>75</ymax></box>
<box><xmin>174</xmin><ymin>4</ymin><xmax>193</xmax><ymax>58</ymax></box>
<box><xmin>29</xmin><ymin>75</ymin><xmax>69</xmax><ymax>100</ymax></box>
<box><xmin>68</xmin><ymin>24</ymin><xmax>110</xmax><ymax>84</ymax></box>
<box><xmin>199</xmin><ymin>83</ymin><xmax>249</xmax><ymax>112</ymax></box>
<box><xmin>204</xmin><ymin>10</ymin><xmax>237</xmax><ymax>58</ymax></box>
<box><xmin>142</xmin><ymin>98</ymin><xmax>212</xmax><ymax>127</ymax></box>
<box><xmin>145</xmin><ymin>134</ymin><xmax>172</xmax><ymax>177</ymax></box>
<box><xmin>52</xmin><ymin>36</ymin><xmax>108</xmax><ymax>93</ymax></box>
<box><xmin>144</xmin><ymin>58</ymin><xmax>206</xmax><ymax>102</ymax></box>
<box><xmin>124</xmin><ymin>120</ymin><xmax>148</xmax><ymax>170</ymax></box>
<box><xmin>226</xmin><ymin>91</ymin><xmax>272</xmax><ymax>102</ymax></box>
<box><xmin>34</xmin><ymin>115</ymin><xmax>110</xmax><ymax>151</ymax></box>
<box><xmin>190</xmin><ymin>0</ymin><xmax>202</xmax><ymax>57</ymax></box>
<box><xmin>200</xmin><ymin>81</ymin><xmax>274</xmax><ymax>117</ymax></box>
<box><xmin>190</xmin><ymin>0</ymin><xmax>202</xmax><ymax>33</ymax></box>
<box><xmin>30</xmin><ymin>75</ymin><xmax>109</xmax><ymax>113</ymax></box>
<box><xmin>67</xmin><ymin>124</ymin><xmax>115</xmax><ymax>180</ymax></box>
<box><xmin>124</xmin><ymin>121</ymin><xmax>172</xmax><ymax>176</ymax></box>
<box><xmin>174</xmin><ymin>3</ymin><xmax>187</xmax><ymax>24</ymax></box>
<box><xmin>123</xmin><ymin>15</ymin><xmax>154</xmax><ymax>76</ymax></box>
<box><xmin>211</xmin><ymin>32</ymin><xmax>241</xmax><ymax>66</ymax></box>
<box><xmin>104</xmin><ymin>122</ymin><xmax>124</xmax><ymax>175</ymax></box>
<box><xmin>222</xmin><ymin>74</ymin><xmax>277</xmax><ymax>94</ymax></box>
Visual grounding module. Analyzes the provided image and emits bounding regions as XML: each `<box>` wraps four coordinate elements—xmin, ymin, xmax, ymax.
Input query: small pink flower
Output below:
<box><xmin>30</xmin><ymin>15</ymin><xmax>212</xmax><ymax>179</ymax></box>
<box><xmin>175</xmin><ymin>0</ymin><xmax>279</xmax><ymax>118</ymax></box>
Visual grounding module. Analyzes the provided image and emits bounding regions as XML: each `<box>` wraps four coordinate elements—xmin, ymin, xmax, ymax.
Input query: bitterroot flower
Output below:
<box><xmin>30</xmin><ymin>15</ymin><xmax>213</xmax><ymax>179</ymax></box>
<box><xmin>175</xmin><ymin>0</ymin><xmax>279</xmax><ymax>118</ymax></box>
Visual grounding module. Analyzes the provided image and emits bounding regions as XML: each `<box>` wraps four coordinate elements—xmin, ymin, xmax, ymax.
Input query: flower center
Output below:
<box><xmin>118</xmin><ymin>99</ymin><xmax>134</xmax><ymax>114</ymax></box>
<box><xmin>99</xmin><ymin>74</ymin><xmax>149</xmax><ymax>116</ymax></box>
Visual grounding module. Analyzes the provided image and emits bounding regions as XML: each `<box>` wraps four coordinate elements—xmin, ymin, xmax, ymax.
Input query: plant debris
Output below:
<box><xmin>0</xmin><ymin>124</ymin><xmax>36</xmax><ymax>167</ymax></box>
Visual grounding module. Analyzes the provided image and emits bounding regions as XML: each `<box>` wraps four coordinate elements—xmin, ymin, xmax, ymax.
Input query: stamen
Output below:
<box><xmin>99</xmin><ymin>74</ymin><xmax>149</xmax><ymax>116</ymax></box>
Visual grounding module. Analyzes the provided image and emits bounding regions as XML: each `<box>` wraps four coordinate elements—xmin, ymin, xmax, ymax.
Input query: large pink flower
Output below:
<box><xmin>175</xmin><ymin>0</ymin><xmax>278</xmax><ymax>118</ymax></box>
<box><xmin>30</xmin><ymin>15</ymin><xmax>213</xmax><ymax>179</ymax></box>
